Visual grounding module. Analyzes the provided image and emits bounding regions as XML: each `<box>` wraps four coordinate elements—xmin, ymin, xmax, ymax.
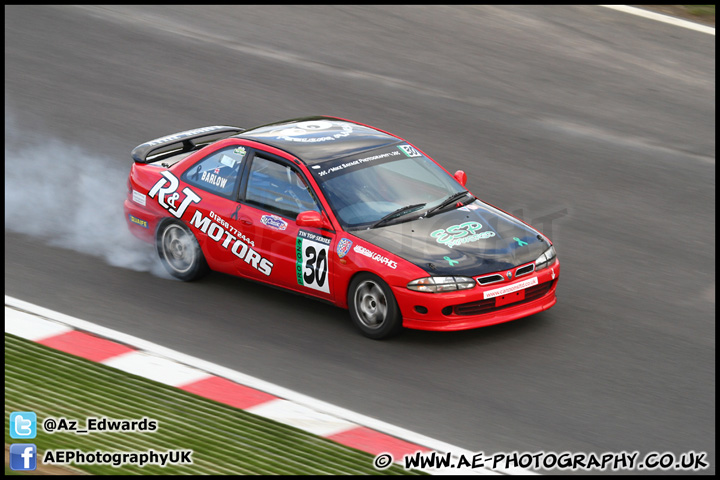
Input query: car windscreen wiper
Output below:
<box><xmin>424</xmin><ymin>191</ymin><xmax>473</xmax><ymax>217</ymax></box>
<box><xmin>370</xmin><ymin>203</ymin><xmax>426</xmax><ymax>229</ymax></box>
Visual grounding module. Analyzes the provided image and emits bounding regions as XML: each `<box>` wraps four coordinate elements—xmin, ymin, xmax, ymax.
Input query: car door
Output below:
<box><xmin>238</xmin><ymin>151</ymin><xmax>336</xmax><ymax>301</ymax></box>
<box><xmin>180</xmin><ymin>143</ymin><xmax>267</xmax><ymax>279</ymax></box>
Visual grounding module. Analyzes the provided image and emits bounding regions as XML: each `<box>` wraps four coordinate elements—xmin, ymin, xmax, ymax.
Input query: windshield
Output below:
<box><xmin>315</xmin><ymin>152</ymin><xmax>466</xmax><ymax>229</ymax></box>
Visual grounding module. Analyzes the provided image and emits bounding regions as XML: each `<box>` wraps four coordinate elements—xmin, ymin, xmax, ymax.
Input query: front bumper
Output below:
<box><xmin>394</xmin><ymin>260</ymin><xmax>559</xmax><ymax>331</ymax></box>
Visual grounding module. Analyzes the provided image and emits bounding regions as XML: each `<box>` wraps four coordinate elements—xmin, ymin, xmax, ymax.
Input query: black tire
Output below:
<box><xmin>348</xmin><ymin>273</ymin><xmax>403</xmax><ymax>339</ymax></box>
<box><xmin>156</xmin><ymin>220</ymin><xmax>209</xmax><ymax>281</ymax></box>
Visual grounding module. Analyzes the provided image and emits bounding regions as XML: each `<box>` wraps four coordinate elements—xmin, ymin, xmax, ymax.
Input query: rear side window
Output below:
<box><xmin>183</xmin><ymin>146</ymin><xmax>248</xmax><ymax>197</ymax></box>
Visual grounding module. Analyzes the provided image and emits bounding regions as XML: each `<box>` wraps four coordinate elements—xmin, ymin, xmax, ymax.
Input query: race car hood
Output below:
<box><xmin>352</xmin><ymin>200</ymin><xmax>549</xmax><ymax>276</ymax></box>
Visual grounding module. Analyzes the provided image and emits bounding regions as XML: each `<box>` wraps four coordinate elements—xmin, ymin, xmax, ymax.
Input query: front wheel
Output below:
<box><xmin>348</xmin><ymin>273</ymin><xmax>403</xmax><ymax>339</ymax></box>
<box><xmin>156</xmin><ymin>220</ymin><xmax>209</xmax><ymax>281</ymax></box>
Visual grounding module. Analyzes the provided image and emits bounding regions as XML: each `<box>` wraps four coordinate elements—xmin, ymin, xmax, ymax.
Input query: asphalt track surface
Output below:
<box><xmin>5</xmin><ymin>5</ymin><xmax>715</xmax><ymax>474</ymax></box>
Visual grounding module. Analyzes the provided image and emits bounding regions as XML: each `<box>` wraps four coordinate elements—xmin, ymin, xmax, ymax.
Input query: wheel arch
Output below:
<box><xmin>346</xmin><ymin>270</ymin><xmax>404</xmax><ymax>339</ymax></box>
<box><xmin>155</xmin><ymin>217</ymin><xmax>210</xmax><ymax>281</ymax></box>
<box><xmin>340</xmin><ymin>269</ymin><xmax>380</xmax><ymax>309</ymax></box>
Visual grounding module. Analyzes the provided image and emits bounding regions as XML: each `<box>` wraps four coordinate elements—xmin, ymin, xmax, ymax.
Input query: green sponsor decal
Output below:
<box><xmin>431</xmin><ymin>221</ymin><xmax>495</xmax><ymax>248</ymax></box>
<box><xmin>296</xmin><ymin>236</ymin><xmax>304</xmax><ymax>286</ymax></box>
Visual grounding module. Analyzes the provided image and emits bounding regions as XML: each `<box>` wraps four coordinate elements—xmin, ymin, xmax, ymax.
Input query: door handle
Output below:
<box><xmin>229</xmin><ymin>205</ymin><xmax>252</xmax><ymax>225</ymax></box>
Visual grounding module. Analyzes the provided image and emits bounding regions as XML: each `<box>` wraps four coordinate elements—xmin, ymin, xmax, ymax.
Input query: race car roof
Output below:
<box><xmin>234</xmin><ymin>116</ymin><xmax>403</xmax><ymax>166</ymax></box>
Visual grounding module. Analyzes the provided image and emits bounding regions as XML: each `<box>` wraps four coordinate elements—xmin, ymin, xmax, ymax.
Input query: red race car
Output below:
<box><xmin>124</xmin><ymin>117</ymin><xmax>559</xmax><ymax>338</ymax></box>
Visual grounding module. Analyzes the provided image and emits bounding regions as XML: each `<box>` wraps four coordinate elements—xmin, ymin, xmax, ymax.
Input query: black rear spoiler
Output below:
<box><xmin>131</xmin><ymin>125</ymin><xmax>245</xmax><ymax>163</ymax></box>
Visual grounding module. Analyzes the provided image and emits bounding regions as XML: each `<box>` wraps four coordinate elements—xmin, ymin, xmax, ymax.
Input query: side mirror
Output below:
<box><xmin>454</xmin><ymin>170</ymin><xmax>467</xmax><ymax>187</ymax></box>
<box><xmin>296</xmin><ymin>210</ymin><xmax>331</xmax><ymax>229</ymax></box>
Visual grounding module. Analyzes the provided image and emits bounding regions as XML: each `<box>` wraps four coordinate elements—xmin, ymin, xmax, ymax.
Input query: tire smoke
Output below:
<box><xmin>4</xmin><ymin>114</ymin><xmax>172</xmax><ymax>279</ymax></box>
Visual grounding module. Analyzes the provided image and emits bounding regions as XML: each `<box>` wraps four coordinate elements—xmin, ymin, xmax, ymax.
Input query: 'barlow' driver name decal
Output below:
<box><xmin>296</xmin><ymin>230</ymin><xmax>331</xmax><ymax>293</ymax></box>
<box><xmin>431</xmin><ymin>221</ymin><xmax>495</xmax><ymax>248</ymax></box>
<box><xmin>200</xmin><ymin>171</ymin><xmax>229</xmax><ymax>189</ymax></box>
<box><xmin>190</xmin><ymin>211</ymin><xmax>273</xmax><ymax>276</ymax></box>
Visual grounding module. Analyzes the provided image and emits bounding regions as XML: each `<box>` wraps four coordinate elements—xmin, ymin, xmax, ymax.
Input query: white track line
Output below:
<box><xmin>5</xmin><ymin>307</ymin><xmax>73</xmax><ymax>340</ymax></box>
<box><xmin>101</xmin><ymin>350</ymin><xmax>213</xmax><ymax>387</ymax></box>
<box><xmin>601</xmin><ymin>5</ymin><xmax>715</xmax><ymax>35</ymax></box>
<box><xmin>246</xmin><ymin>399</ymin><xmax>360</xmax><ymax>437</ymax></box>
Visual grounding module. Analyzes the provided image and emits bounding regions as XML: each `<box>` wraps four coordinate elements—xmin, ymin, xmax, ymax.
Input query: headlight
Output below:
<box><xmin>535</xmin><ymin>245</ymin><xmax>557</xmax><ymax>270</ymax></box>
<box><xmin>407</xmin><ymin>276</ymin><xmax>476</xmax><ymax>293</ymax></box>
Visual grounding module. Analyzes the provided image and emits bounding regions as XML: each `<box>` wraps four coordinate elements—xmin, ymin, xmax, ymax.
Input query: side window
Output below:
<box><xmin>245</xmin><ymin>156</ymin><xmax>320</xmax><ymax>218</ymax></box>
<box><xmin>183</xmin><ymin>146</ymin><xmax>247</xmax><ymax>197</ymax></box>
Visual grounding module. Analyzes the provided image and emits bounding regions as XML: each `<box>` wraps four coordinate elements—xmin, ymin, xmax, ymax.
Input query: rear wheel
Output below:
<box><xmin>156</xmin><ymin>221</ymin><xmax>209</xmax><ymax>281</ymax></box>
<box><xmin>348</xmin><ymin>273</ymin><xmax>403</xmax><ymax>339</ymax></box>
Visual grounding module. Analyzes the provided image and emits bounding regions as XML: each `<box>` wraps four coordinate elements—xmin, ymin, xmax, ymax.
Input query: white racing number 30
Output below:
<box><xmin>296</xmin><ymin>230</ymin><xmax>331</xmax><ymax>293</ymax></box>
